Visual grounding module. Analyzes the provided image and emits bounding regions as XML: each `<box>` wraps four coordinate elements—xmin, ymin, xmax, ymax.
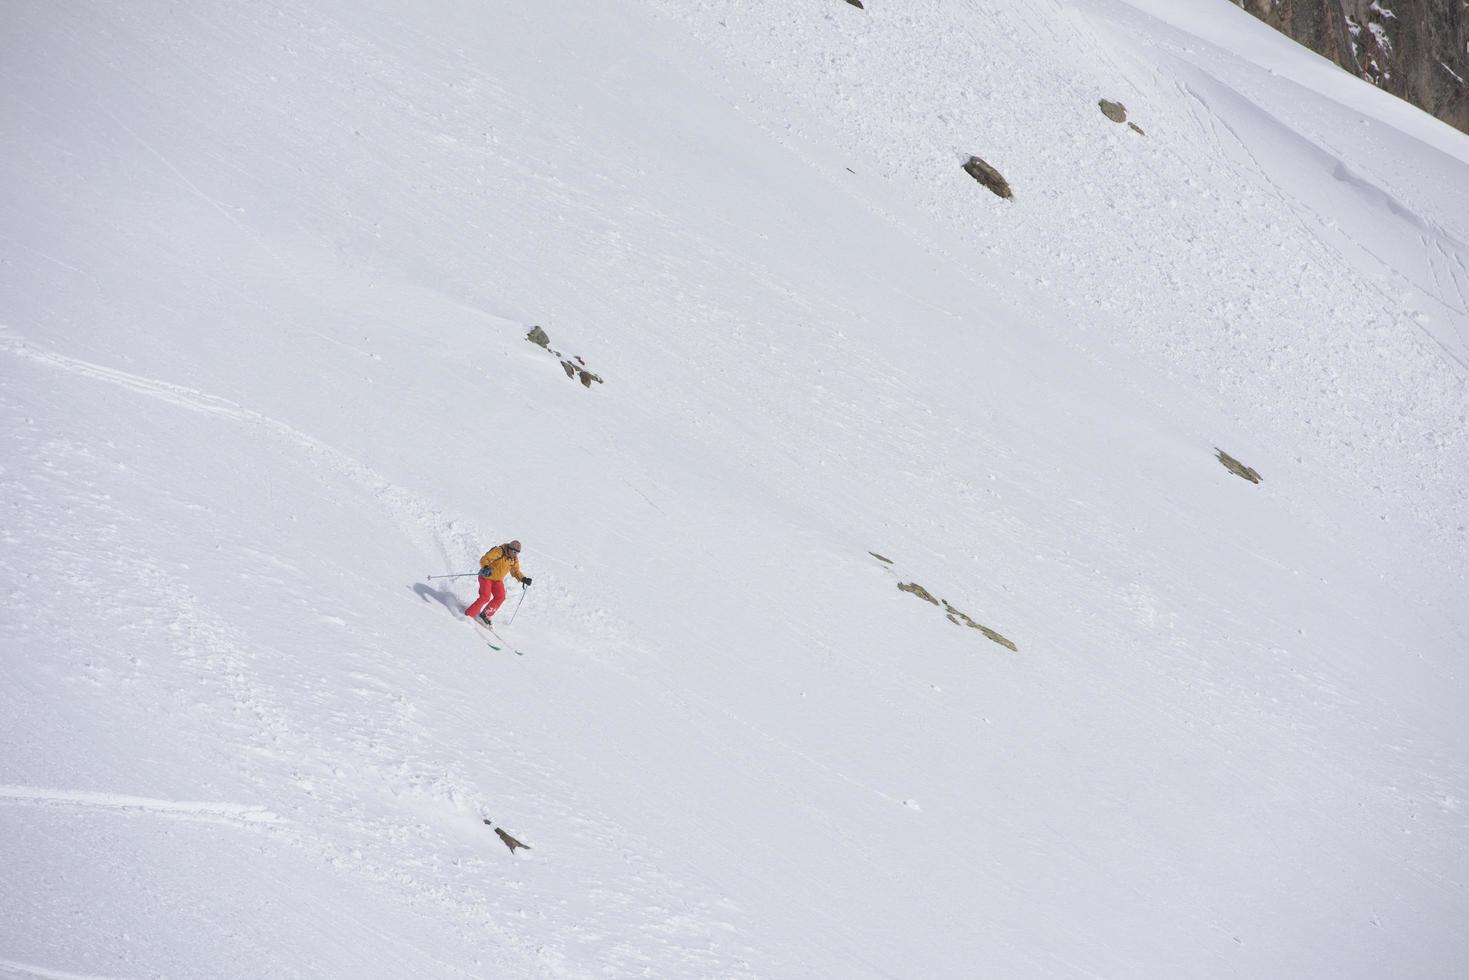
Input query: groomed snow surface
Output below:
<box><xmin>3</xmin><ymin>0</ymin><xmax>1467</xmax><ymax>977</ymax></box>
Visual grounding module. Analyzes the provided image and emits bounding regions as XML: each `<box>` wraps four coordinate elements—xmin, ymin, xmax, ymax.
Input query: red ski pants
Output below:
<box><xmin>465</xmin><ymin>577</ymin><xmax>506</xmax><ymax>619</ymax></box>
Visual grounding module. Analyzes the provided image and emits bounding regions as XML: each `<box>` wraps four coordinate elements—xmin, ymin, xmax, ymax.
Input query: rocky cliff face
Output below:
<box><xmin>1234</xmin><ymin>1</ymin><xmax>1467</xmax><ymax>134</ymax></box>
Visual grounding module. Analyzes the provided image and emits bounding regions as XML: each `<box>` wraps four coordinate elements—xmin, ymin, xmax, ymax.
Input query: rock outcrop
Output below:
<box><xmin>482</xmin><ymin>818</ymin><xmax>530</xmax><ymax>854</ymax></box>
<box><xmin>888</xmin><ymin>561</ymin><xmax>1018</xmax><ymax>652</ymax></box>
<box><xmin>898</xmin><ymin>581</ymin><xmax>940</xmax><ymax>606</ymax></box>
<box><xmin>1232</xmin><ymin>0</ymin><xmax>1468</xmax><ymax>134</ymax></box>
<box><xmin>526</xmin><ymin>325</ymin><xmax>604</xmax><ymax>389</ymax></box>
<box><xmin>961</xmin><ymin>155</ymin><xmax>1013</xmax><ymax>200</ymax></box>
<box><xmin>1099</xmin><ymin>98</ymin><xmax>1146</xmax><ymax>135</ymax></box>
<box><xmin>1215</xmin><ymin>448</ymin><xmax>1263</xmax><ymax>484</ymax></box>
<box><xmin>942</xmin><ymin>600</ymin><xmax>1018</xmax><ymax>652</ymax></box>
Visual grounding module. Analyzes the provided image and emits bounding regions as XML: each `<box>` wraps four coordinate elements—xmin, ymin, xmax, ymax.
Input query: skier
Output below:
<box><xmin>465</xmin><ymin>540</ymin><xmax>532</xmax><ymax>626</ymax></box>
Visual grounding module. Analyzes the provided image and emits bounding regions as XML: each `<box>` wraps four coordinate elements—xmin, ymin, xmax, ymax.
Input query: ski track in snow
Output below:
<box><xmin>0</xmin><ymin>958</ymin><xmax>116</xmax><ymax>980</ymax></box>
<box><xmin>0</xmin><ymin>785</ymin><xmax>278</xmax><ymax>826</ymax></box>
<box><xmin>0</xmin><ymin>333</ymin><xmax>479</xmax><ymax>568</ymax></box>
<box><xmin>1176</xmin><ymin>67</ymin><xmax>1469</xmax><ymax>372</ymax></box>
<box><xmin>0</xmin><ymin>329</ymin><xmax>637</xmax><ymax>668</ymax></box>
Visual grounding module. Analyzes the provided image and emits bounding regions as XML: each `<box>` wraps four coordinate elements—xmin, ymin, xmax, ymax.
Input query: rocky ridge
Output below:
<box><xmin>1234</xmin><ymin>0</ymin><xmax>1467</xmax><ymax>134</ymax></box>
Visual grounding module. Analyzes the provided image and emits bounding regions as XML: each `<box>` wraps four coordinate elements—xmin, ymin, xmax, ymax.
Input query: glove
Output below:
<box><xmin>478</xmin><ymin>567</ymin><xmax>494</xmax><ymax>578</ymax></box>
<box><xmin>522</xmin><ymin>577</ymin><xmax>533</xmax><ymax>587</ymax></box>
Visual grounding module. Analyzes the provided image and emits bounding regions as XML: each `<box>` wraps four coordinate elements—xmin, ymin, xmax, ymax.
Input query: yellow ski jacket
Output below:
<box><xmin>478</xmin><ymin>546</ymin><xmax>526</xmax><ymax>582</ymax></box>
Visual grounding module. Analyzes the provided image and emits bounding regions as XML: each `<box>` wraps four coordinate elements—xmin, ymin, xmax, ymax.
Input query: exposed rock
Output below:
<box><xmin>869</xmin><ymin>551</ymin><xmax>894</xmax><ymax>564</ymax></box>
<box><xmin>1128</xmin><ymin>121</ymin><xmax>1146</xmax><ymax>136</ymax></box>
<box><xmin>961</xmin><ymin>155</ymin><xmax>1012</xmax><ymax>200</ymax></box>
<box><xmin>527</xmin><ymin>324</ymin><xmax>604</xmax><ymax>390</ymax></box>
<box><xmin>1232</xmin><ymin>0</ymin><xmax>1468</xmax><ymax>135</ymax></box>
<box><xmin>844</xmin><ymin>0</ymin><xmax>865</xmax><ymax>8</ymax></box>
<box><xmin>483</xmin><ymin>819</ymin><xmax>531</xmax><ymax>853</ymax></box>
<box><xmin>897</xmin><ymin>581</ymin><xmax>940</xmax><ymax>606</ymax></box>
<box><xmin>1215</xmin><ymin>448</ymin><xmax>1263</xmax><ymax>484</ymax></box>
<box><xmin>892</xmin><ymin>568</ymin><xmax>1019</xmax><ymax>651</ymax></box>
<box><xmin>943</xmin><ymin>600</ymin><xmax>1019</xmax><ymax>651</ymax></box>
<box><xmin>1099</xmin><ymin>99</ymin><xmax>1128</xmax><ymax>123</ymax></box>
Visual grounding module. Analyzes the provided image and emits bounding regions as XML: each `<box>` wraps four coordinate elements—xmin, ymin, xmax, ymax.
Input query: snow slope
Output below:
<box><xmin>2</xmin><ymin>0</ymin><xmax>1466</xmax><ymax>976</ymax></box>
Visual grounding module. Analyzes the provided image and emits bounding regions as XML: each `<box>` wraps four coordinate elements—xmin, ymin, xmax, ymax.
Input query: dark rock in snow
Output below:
<box><xmin>845</xmin><ymin>0</ymin><xmax>865</xmax><ymax>9</ymax></box>
<box><xmin>560</xmin><ymin>359</ymin><xmax>603</xmax><ymax>388</ymax></box>
<box><xmin>484</xmin><ymin>819</ymin><xmax>530</xmax><ymax>853</ymax></box>
<box><xmin>526</xmin><ymin>324</ymin><xmax>604</xmax><ymax>389</ymax></box>
<box><xmin>894</xmin><ymin>569</ymin><xmax>1019</xmax><ymax>651</ymax></box>
<box><xmin>869</xmin><ymin>551</ymin><xmax>894</xmax><ymax>564</ymax></box>
<box><xmin>897</xmin><ymin>581</ymin><xmax>940</xmax><ymax>605</ymax></box>
<box><xmin>1215</xmin><ymin>448</ymin><xmax>1263</xmax><ymax>484</ymax></box>
<box><xmin>962</xmin><ymin>155</ymin><xmax>1012</xmax><ymax>200</ymax></box>
<box><xmin>1100</xmin><ymin>99</ymin><xmax>1145</xmax><ymax>134</ymax></box>
<box><xmin>943</xmin><ymin>600</ymin><xmax>1019</xmax><ymax>651</ymax></box>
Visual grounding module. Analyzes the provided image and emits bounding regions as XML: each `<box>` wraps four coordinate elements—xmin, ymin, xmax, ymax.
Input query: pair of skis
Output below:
<box><xmin>471</xmin><ymin>617</ymin><xmax>524</xmax><ymax>656</ymax></box>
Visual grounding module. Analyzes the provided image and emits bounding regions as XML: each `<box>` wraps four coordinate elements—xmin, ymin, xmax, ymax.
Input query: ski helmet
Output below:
<box><xmin>507</xmin><ymin>540</ymin><xmax>522</xmax><ymax>553</ymax></box>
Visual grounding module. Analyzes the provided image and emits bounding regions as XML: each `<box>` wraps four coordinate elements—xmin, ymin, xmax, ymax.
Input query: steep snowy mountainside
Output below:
<box><xmin>3</xmin><ymin>1</ymin><xmax>1468</xmax><ymax>978</ymax></box>
<box><xmin>660</xmin><ymin>0</ymin><xmax>1469</xmax><ymax>562</ymax></box>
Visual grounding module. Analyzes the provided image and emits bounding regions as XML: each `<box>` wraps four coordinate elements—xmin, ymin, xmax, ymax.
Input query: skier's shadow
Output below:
<box><xmin>411</xmin><ymin>581</ymin><xmax>464</xmax><ymax>615</ymax></box>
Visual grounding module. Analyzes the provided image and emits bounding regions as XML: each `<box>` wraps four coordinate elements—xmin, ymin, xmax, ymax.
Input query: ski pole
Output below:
<box><xmin>427</xmin><ymin>572</ymin><xmax>479</xmax><ymax>580</ymax></box>
<box><xmin>508</xmin><ymin>582</ymin><xmax>530</xmax><ymax>625</ymax></box>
